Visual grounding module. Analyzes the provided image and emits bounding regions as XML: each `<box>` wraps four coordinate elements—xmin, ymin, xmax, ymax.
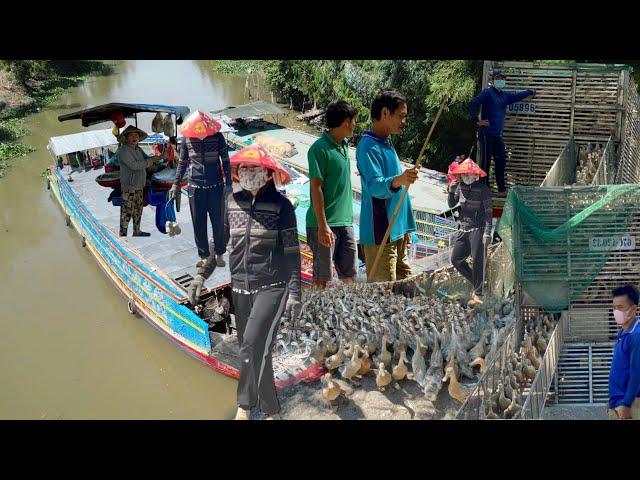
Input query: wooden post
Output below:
<box><xmin>368</xmin><ymin>96</ymin><xmax>448</xmax><ymax>281</ymax></box>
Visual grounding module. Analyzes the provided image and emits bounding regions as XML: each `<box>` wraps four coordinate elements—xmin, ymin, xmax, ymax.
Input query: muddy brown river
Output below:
<box><xmin>0</xmin><ymin>60</ymin><xmax>309</xmax><ymax>419</ymax></box>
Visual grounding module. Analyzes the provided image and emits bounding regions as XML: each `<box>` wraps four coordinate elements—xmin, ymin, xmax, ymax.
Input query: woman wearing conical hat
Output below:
<box><xmin>448</xmin><ymin>157</ymin><xmax>493</xmax><ymax>307</ymax></box>
<box><xmin>117</xmin><ymin>125</ymin><xmax>167</xmax><ymax>237</ymax></box>
<box><xmin>171</xmin><ymin>111</ymin><xmax>231</xmax><ymax>268</ymax></box>
<box><xmin>222</xmin><ymin>145</ymin><xmax>301</xmax><ymax>420</ymax></box>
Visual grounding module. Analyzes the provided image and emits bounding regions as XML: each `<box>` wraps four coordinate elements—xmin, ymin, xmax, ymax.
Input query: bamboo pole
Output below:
<box><xmin>368</xmin><ymin>96</ymin><xmax>448</xmax><ymax>280</ymax></box>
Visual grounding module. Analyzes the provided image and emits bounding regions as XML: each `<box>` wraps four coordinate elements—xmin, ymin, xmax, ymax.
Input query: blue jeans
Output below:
<box><xmin>479</xmin><ymin>132</ymin><xmax>506</xmax><ymax>192</ymax></box>
<box><xmin>188</xmin><ymin>184</ymin><xmax>225</xmax><ymax>258</ymax></box>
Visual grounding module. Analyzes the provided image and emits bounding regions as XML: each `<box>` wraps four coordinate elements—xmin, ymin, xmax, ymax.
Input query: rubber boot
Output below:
<box><xmin>216</xmin><ymin>254</ymin><xmax>226</xmax><ymax>267</ymax></box>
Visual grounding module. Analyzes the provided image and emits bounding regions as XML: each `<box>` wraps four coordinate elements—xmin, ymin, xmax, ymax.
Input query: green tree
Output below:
<box><xmin>262</xmin><ymin>60</ymin><xmax>483</xmax><ymax>172</ymax></box>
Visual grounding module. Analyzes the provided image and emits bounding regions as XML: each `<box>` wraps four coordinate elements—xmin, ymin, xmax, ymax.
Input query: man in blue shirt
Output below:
<box><xmin>469</xmin><ymin>71</ymin><xmax>535</xmax><ymax>196</ymax></box>
<box><xmin>356</xmin><ymin>89</ymin><xmax>419</xmax><ymax>282</ymax></box>
<box><xmin>607</xmin><ymin>284</ymin><xmax>640</xmax><ymax>420</ymax></box>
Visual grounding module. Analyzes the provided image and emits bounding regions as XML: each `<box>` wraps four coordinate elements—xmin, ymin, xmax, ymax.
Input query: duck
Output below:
<box><xmin>376</xmin><ymin>335</ymin><xmax>392</xmax><ymax>369</ymax></box>
<box><xmin>442</xmin><ymin>365</ymin><xmax>470</xmax><ymax>404</ymax></box>
<box><xmin>356</xmin><ymin>347</ymin><xmax>372</xmax><ymax>376</ymax></box>
<box><xmin>509</xmin><ymin>372</ymin><xmax>519</xmax><ymax>393</ymax></box>
<box><xmin>366</xmin><ymin>333</ymin><xmax>377</xmax><ymax>357</ymax></box>
<box><xmin>393</xmin><ymin>336</ymin><xmax>407</xmax><ymax>361</ymax></box>
<box><xmin>450</xmin><ymin>324</ymin><xmax>475</xmax><ymax>380</ymax></box>
<box><xmin>523</xmin><ymin>357</ymin><xmax>537</xmax><ymax>382</ymax></box>
<box><xmin>526</xmin><ymin>344</ymin><xmax>541</xmax><ymax>369</ymax></box>
<box><xmin>325</xmin><ymin>335</ymin><xmax>339</xmax><ymax>356</ymax></box>
<box><xmin>324</xmin><ymin>339</ymin><xmax>346</xmax><ymax>371</ymax></box>
<box><xmin>499</xmin><ymin>382</ymin><xmax>512</xmax><ymax>410</ymax></box>
<box><xmin>376</xmin><ymin>362</ymin><xmax>392</xmax><ymax>391</ymax></box>
<box><xmin>321</xmin><ymin>372</ymin><xmax>343</xmax><ymax>412</ymax></box>
<box><xmin>481</xmin><ymin>384</ymin><xmax>500</xmax><ymax>419</ymax></box>
<box><xmin>485</xmin><ymin>403</ymin><xmax>501</xmax><ymax>420</ymax></box>
<box><xmin>423</xmin><ymin>324</ymin><xmax>444</xmax><ymax>403</ymax></box>
<box><xmin>503</xmin><ymin>391</ymin><xmax>522</xmax><ymax>419</ymax></box>
<box><xmin>411</xmin><ymin>335</ymin><xmax>428</xmax><ymax>388</ymax></box>
<box><xmin>392</xmin><ymin>350</ymin><xmax>408</xmax><ymax>381</ymax></box>
<box><xmin>339</xmin><ymin>344</ymin><xmax>363</xmax><ymax>381</ymax></box>
<box><xmin>312</xmin><ymin>338</ymin><xmax>327</xmax><ymax>364</ymax></box>
<box><xmin>468</xmin><ymin>328</ymin><xmax>489</xmax><ymax>366</ymax></box>
<box><xmin>513</xmin><ymin>357</ymin><xmax>525</xmax><ymax>385</ymax></box>
<box><xmin>537</xmin><ymin>334</ymin><xmax>548</xmax><ymax>353</ymax></box>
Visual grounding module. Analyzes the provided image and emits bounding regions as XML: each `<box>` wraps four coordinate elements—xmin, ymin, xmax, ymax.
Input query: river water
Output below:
<box><xmin>0</xmin><ymin>60</ymin><xmax>308</xmax><ymax>419</ymax></box>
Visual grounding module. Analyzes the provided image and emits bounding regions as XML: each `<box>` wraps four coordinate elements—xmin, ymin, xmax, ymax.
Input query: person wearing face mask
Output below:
<box><xmin>171</xmin><ymin>111</ymin><xmax>232</xmax><ymax>270</ymax></box>
<box><xmin>223</xmin><ymin>146</ymin><xmax>302</xmax><ymax>420</ymax></box>
<box><xmin>607</xmin><ymin>284</ymin><xmax>640</xmax><ymax>420</ymax></box>
<box><xmin>448</xmin><ymin>158</ymin><xmax>493</xmax><ymax>308</ymax></box>
<box><xmin>469</xmin><ymin>71</ymin><xmax>536</xmax><ymax>197</ymax></box>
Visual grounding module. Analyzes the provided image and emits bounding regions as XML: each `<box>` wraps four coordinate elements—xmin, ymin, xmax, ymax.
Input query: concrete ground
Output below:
<box><xmin>541</xmin><ymin>405</ymin><xmax>608</xmax><ymax>420</ymax></box>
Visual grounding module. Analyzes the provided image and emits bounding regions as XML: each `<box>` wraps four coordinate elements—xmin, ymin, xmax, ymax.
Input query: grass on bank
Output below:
<box><xmin>0</xmin><ymin>61</ymin><xmax>113</xmax><ymax>178</ymax></box>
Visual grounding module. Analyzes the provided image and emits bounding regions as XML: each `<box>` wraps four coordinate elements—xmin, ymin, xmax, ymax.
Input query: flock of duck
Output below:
<box><xmin>275</xmin><ymin>277</ymin><xmax>558</xmax><ymax>418</ymax></box>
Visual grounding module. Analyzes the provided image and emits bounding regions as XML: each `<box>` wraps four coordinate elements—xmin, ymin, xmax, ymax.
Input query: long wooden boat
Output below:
<box><xmin>47</xmin><ymin>104</ymin><xmax>326</xmax><ymax>390</ymax></box>
<box><xmin>46</xmin><ymin>102</ymin><xmax>457</xmax><ymax>391</ymax></box>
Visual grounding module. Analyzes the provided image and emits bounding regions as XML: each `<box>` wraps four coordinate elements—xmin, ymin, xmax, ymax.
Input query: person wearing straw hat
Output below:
<box><xmin>171</xmin><ymin>111</ymin><xmax>232</xmax><ymax>269</ymax></box>
<box><xmin>356</xmin><ymin>88</ymin><xmax>419</xmax><ymax>283</ymax></box>
<box><xmin>223</xmin><ymin>145</ymin><xmax>301</xmax><ymax>420</ymax></box>
<box><xmin>118</xmin><ymin>125</ymin><xmax>166</xmax><ymax>237</ymax></box>
<box><xmin>448</xmin><ymin>158</ymin><xmax>493</xmax><ymax>307</ymax></box>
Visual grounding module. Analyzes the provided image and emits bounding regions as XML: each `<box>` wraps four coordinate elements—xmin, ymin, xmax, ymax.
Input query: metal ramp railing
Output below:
<box><xmin>519</xmin><ymin>311</ymin><xmax>568</xmax><ymax>418</ymax></box>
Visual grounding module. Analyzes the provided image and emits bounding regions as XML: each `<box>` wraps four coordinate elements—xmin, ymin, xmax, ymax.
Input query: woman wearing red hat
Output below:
<box><xmin>448</xmin><ymin>158</ymin><xmax>493</xmax><ymax>307</ymax></box>
<box><xmin>223</xmin><ymin>146</ymin><xmax>301</xmax><ymax>420</ymax></box>
<box><xmin>171</xmin><ymin>111</ymin><xmax>232</xmax><ymax>269</ymax></box>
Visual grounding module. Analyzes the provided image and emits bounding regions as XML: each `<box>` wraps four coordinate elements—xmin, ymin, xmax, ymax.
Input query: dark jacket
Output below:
<box><xmin>448</xmin><ymin>181</ymin><xmax>493</xmax><ymax>237</ymax></box>
<box><xmin>469</xmin><ymin>86</ymin><xmax>534</xmax><ymax>136</ymax></box>
<box><xmin>174</xmin><ymin>133</ymin><xmax>232</xmax><ymax>187</ymax></box>
<box><xmin>224</xmin><ymin>181</ymin><xmax>301</xmax><ymax>300</ymax></box>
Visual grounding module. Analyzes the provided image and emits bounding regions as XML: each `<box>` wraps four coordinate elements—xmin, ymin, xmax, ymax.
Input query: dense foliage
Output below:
<box><xmin>209</xmin><ymin>60</ymin><xmax>262</xmax><ymax>75</ymax></box>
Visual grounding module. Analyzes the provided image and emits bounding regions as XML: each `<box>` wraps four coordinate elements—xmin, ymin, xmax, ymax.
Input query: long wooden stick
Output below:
<box><xmin>368</xmin><ymin>96</ymin><xmax>448</xmax><ymax>280</ymax></box>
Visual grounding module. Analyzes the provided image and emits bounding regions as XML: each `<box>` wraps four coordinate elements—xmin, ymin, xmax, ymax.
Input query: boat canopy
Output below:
<box><xmin>211</xmin><ymin>101</ymin><xmax>285</xmax><ymax>119</ymax></box>
<box><xmin>58</xmin><ymin>103</ymin><xmax>191</xmax><ymax>127</ymax></box>
<box><xmin>47</xmin><ymin>129</ymin><xmax>118</xmax><ymax>157</ymax></box>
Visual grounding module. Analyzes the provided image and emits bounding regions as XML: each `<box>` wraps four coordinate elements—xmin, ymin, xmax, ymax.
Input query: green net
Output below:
<box><xmin>497</xmin><ymin>184</ymin><xmax>640</xmax><ymax>313</ymax></box>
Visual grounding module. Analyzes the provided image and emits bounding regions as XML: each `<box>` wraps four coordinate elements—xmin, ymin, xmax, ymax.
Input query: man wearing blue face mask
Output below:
<box><xmin>607</xmin><ymin>284</ymin><xmax>640</xmax><ymax>420</ymax></box>
<box><xmin>469</xmin><ymin>71</ymin><xmax>535</xmax><ymax>197</ymax></box>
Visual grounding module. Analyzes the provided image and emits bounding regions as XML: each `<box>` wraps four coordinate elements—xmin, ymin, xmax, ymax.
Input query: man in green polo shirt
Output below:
<box><xmin>306</xmin><ymin>100</ymin><xmax>358</xmax><ymax>289</ymax></box>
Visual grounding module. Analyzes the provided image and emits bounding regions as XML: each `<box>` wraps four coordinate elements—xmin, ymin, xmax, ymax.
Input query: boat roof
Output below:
<box><xmin>225</xmin><ymin>126</ymin><xmax>453</xmax><ymax>215</ymax></box>
<box><xmin>47</xmin><ymin>129</ymin><xmax>119</xmax><ymax>157</ymax></box>
<box><xmin>211</xmin><ymin>101</ymin><xmax>285</xmax><ymax>119</ymax></box>
<box><xmin>58</xmin><ymin>103</ymin><xmax>191</xmax><ymax>127</ymax></box>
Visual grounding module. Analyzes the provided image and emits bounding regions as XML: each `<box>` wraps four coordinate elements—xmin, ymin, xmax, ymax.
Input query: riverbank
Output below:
<box><xmin>0</xmin><ymin>61</ymin><xmax>113</xmax><ymax>179</ymax></box>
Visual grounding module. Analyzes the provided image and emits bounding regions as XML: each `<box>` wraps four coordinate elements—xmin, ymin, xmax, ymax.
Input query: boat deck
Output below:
<box><xmin>60</xmin><ymin>165</ymin><xmax>232</xmax><ymax>295</ymax></box>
